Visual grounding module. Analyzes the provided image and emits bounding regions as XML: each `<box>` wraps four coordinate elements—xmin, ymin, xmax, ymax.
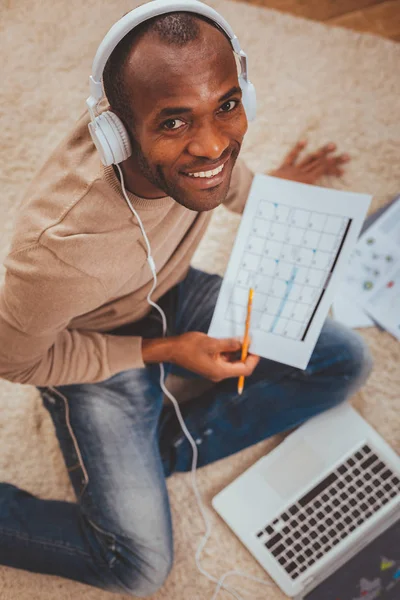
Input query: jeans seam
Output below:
<box><xmin>46</xmin><ymin>386</ymin><xmax>89</xmax><ymax>501</ymax></box>
<box><xmin>0</xmin><ymin>527</ymin><xmax>91</xmax><ymax>558</ymax></box>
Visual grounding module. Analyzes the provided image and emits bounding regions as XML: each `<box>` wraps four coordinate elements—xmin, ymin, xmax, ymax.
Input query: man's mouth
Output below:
<box><xmin>179</xmin><ymin>157</ymin><xmax>232</xmax><ymax>191</ymax></box>
<box><xmin>185</xmin><ymin>163</ymin><xmax>225</xmax><ymax>179</ymax></box>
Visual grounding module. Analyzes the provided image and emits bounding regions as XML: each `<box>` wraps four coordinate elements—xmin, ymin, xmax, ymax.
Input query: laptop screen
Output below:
<box><xmin>304</xmin><ymin>518</ymin><xmax>400</xmax><ymax>600</ymax></box>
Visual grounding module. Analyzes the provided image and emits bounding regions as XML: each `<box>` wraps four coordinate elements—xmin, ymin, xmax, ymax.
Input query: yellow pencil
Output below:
<box><xmin>238</xmin><ymin>287</ymin><xmax>254</xmax><ymax>395</ymax></box>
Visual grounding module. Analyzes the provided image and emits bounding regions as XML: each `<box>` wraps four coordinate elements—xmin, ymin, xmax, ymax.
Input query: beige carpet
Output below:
<box><xmin>0</xmin><ymin>0</ymin><xmax>399</xmax><ymax>598</ymax></box>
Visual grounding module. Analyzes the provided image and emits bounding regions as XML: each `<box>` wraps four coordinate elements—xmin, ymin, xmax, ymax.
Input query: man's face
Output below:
<box><xmin>118</xmin><ymin>21</ymin><xmax>248</xmax><ymax>211</ymax></box>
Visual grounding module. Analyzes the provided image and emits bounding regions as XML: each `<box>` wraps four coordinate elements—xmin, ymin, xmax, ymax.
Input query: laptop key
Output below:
<box><xmin>271</xmin><ymin>543</ymin><xmax>285</xmax><ymax>557</ymax></box>
<box><xmin>328</xmin><ymin>528</ymin><xmax>337</xmax><ymax>538</ymax></box>
<box><xmin>361</xmin><ymin>454</ymin><xmax>377</xmax><ymax>470</ymax></box>
<box><xmin>372</xmin><ymin>461</ymin><xmax>385</xmax><ymax>474</ymax></box>
<box><xmin>313</xmin><ymin>541</ymin><xmax>321</xmax><ymax>551</ymax></box>
<box><xmin>266</xmin><ymin>533</ymin><xmax>282</xmax><ymax>549</ymax></box>
<box><xmin>297</xmin><ymin>555</ymin><xmax>305</xmax><ymax>564</ymax></box>
<box><xmin>265</xmin><ymin>525</ymin><xmax>274</xmax><ymax>535</ymax></box>
<box><xmin>298</xmin><ymin>472</ymin><xmax>338</xmax><ymax>507</ymax></box>
<box><xmin>285</xmin><ymin>561</ymin><xmax>296</xmax><ymax>574</ymax></box>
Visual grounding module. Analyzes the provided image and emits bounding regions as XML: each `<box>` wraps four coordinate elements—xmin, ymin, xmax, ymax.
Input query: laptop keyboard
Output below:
<box><xmin>255</xmin><ymin>444</ymin><xmax>400</xmax><ymax>581</ymax></box>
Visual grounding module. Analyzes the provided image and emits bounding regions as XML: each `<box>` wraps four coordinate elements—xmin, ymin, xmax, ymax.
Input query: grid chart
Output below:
<box><xmin>255</xmin><ymin>444</ymin><xmax>400</xmax><ymax>582</ymax></box>
<box><xmin>227</xmin><ymin>201</ymin><xmax>351</xmax><ymax>340</ymax></box>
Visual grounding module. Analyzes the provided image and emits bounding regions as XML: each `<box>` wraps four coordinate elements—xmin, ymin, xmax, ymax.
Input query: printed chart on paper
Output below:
<box><xmin>228</xmin><ymin>200</ymin><xmax>350</xmax><ymax>341</ymax></box>
<box><xmin>208</xmin><ymin>174</ymin><xmax>371</xmax><ymax>369</ymax></box>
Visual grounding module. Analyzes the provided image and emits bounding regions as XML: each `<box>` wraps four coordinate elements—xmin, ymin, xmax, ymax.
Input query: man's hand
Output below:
<box><xmin>269</xmin><ymin>140</ymin><xmax>350</xmax><ymax>185</ymax></box>
<box><xmin>142</xmin><ymin>332</ymin><xmax>260</xmax><ymax>382</ymax></box>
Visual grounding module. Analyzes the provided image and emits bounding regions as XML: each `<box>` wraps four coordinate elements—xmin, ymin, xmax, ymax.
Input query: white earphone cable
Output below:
<box><xmin>116</xmin><ymin>164</ymin><xmax>272</xmax><ymax>599</ymax></box>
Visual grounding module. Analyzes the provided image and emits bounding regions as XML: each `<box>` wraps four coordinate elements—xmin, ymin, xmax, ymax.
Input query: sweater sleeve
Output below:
<box><xmin>222</xmin><ymin>158</ymin><xmax>254</xmax><ymax>214</ymax></box>
<box><xmin>0</xmin><ymin>245</ymin><xmax>145</xmax><ymax>386</ymax></box>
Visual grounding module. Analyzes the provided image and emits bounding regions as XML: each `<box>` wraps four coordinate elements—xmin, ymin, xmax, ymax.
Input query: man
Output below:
<box><xmin>0</xmin><ymin>9</ymin><xmax>372</xmax><ymax>597</ymax></box>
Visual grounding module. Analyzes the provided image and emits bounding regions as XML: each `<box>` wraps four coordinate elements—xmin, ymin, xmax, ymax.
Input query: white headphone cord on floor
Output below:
<box><xmin>116</xmin><ymin>164</ymin><xmax>272</xmax><ymax>599</ymax></box>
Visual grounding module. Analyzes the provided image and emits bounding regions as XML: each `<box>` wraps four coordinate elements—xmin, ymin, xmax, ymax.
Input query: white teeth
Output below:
<box><xmin>187</xmin><ymin>163</ymin><xmax>224</xmax><ymax>178</ymax></box>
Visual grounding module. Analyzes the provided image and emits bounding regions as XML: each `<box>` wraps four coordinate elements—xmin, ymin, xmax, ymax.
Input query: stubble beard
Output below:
<box><xmin>131</xmin><ymin>137</ymin><xmax>240</xmax><ymax>212</ymax></box>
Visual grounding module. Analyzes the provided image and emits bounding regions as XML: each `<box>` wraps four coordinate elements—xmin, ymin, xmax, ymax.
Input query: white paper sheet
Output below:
<box><xmin>364</xmin><ymin>266</ymin><xmax>400</xmax><ymax>340</ymax></box>
<box><xmin>208</xmin><ymin>174</ymin><xmax>371</xmax><ymax>369</ymax></box>
<box><xmin>331</xmin><ymin>296</ymin><xmax>374</xmax><ymax>329</ymax></box>
<box><xmin>332</xmin><ymin>196</ymin><xmax>400</xmax><ymax>331</ymax></box>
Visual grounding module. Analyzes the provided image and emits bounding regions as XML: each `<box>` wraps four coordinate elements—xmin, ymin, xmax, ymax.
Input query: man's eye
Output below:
<box><xmin>219</xmin><ymin>100</ymin><xmax>238</xmax><ymax>113</ymax></box>
<box><xmin>163</xmin><ymin>118</ymin><xmax>185</xmax><ymax>131</ymax></box>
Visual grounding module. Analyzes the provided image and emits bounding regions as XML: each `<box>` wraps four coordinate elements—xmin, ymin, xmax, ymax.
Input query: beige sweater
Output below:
<box><xmin>0</xmin><ymin>110</ymin><xmax>253</xmax><ymax>386</ymax></box>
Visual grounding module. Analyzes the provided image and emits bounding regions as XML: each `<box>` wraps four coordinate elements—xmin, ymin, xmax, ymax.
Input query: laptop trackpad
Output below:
<box><xmin>263</xmin><ymin>438</ymin><xmax>326</xmax><ymax>500</ymax></box>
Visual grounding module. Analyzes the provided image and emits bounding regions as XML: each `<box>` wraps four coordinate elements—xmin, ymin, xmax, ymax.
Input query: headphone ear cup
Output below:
<box><xmin>239</xmin><ymin>76</ymin><xmax>257</xmax><ymax>122</ymax></box>
<box><xmin>88</xmin><ymin>111</ymin><xmax>132</xmax><ymax>166</ymax></box>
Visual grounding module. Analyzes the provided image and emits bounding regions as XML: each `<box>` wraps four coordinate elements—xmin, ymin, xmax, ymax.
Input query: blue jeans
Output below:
<box><xmin>0</xmin><ymin>268</ymin><xmax>372</xmax><ymax>596</ymax></box>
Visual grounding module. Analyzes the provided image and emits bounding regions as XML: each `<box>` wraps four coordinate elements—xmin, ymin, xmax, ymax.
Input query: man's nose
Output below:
<box><xmin>186</xmin><ymin>121</ymin><xmax>229</xmax><ymax>160</ymax></box>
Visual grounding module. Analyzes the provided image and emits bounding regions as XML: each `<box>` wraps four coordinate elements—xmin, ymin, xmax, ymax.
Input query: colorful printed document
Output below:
<box><xmin>332</xmin><ymin>196</ymin><xmax>400</xmax><ymax>339</ymax></box>
<box><xmin>208</xmin><ymin>174</ymin><xmax>371</xmax><ymax>369</ymax></box>
<box><xmin>365</xmin><ymin>266</ymin><xmax>400</xmax><ymax>340</ymax></box>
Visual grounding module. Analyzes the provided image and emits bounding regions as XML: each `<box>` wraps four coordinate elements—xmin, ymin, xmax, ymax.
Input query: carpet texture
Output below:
<box><xmin>0</xmin><ymin>1</ymin><xmax>399</xmax><ymax>598</ymax></box>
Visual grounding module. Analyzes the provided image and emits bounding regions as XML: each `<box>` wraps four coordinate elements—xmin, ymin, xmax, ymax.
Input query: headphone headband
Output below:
<box><xmin>87</xmin><ymin>0</ymin><xmax>248</xmax><ymax>116</ymax></box>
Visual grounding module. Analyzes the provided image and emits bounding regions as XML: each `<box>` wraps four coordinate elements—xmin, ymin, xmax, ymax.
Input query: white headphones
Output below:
<box><xmin>86</xmin><ymin>0</ymin><xmax>257</xmax><ymax>167</ymax></box>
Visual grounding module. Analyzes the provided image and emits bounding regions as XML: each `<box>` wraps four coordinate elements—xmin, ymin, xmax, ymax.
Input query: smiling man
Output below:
<box><xmin>0</xmin><ymin>6</ymin><xmax>372</xmax><ymax>596</ymax></box>
<box><xmin>107</xmin><ymin>15</ymin><xmax>247</xmax><ymax>211</ymax></box>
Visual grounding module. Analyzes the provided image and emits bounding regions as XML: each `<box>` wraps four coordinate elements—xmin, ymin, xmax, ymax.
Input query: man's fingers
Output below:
<box><xmin>282</xmin><ymin>140</ymin><xmax>307</xmax><ymax>167</ymax></box>
<box><xmin>298</xmin><ymin>142</ymin><xmax>337</xmax><ymax>167</ymax></box>
<box><xmin>244</xmin><ymin>353</ymin><xmax>261</xmax><ymax>372</ymax></box>
<box><xmin>214</xmin><ymin>337</ymin><xmax>242</xmax><ymax>353</ymax></box>
<box><xmin>217</xmin><ymin>352</ymin><xmax>260</xmax><ymax>378</ymax></box>
<box><xmin>306</xmin><ymin>156</ymin><xmax>347</xmax><ymax>178</ymax></box>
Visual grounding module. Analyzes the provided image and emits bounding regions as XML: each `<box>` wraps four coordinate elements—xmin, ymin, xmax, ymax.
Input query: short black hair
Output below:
<box><xmin>102</xmin><ymin>11</ymin><xmax>228</xmax><ymax>128</ymax></box>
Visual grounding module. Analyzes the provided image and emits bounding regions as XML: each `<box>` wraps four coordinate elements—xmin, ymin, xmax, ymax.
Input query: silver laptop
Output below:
<box><xmin>212</xmin><ymin>403</ymin><xmax>400</xmax><ymax>599</ymax></box>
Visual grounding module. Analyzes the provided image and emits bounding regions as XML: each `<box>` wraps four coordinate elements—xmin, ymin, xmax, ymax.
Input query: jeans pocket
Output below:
<box><xmin>40</xmin><ymin>386</ymin><xmax>88</xmax><ymax>500</ymax></box>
